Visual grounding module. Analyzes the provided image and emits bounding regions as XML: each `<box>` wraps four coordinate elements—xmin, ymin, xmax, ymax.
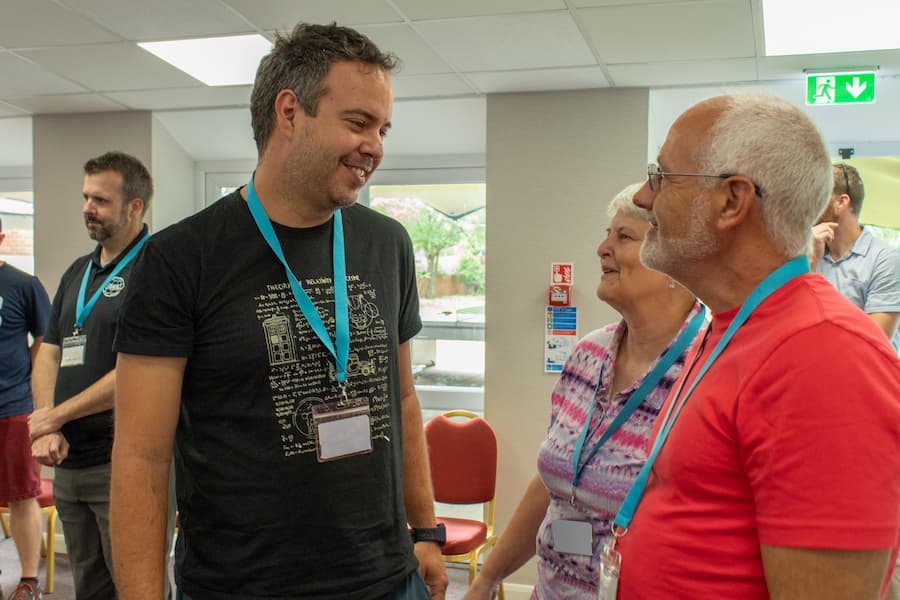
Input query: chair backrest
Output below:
<box><xmin>425</xmin><ymin>410</ymin><xmax>497</xmax><ymax>505</ymax></box>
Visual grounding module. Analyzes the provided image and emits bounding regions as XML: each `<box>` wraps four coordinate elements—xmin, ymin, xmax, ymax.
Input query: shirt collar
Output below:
<box><xmin>90</xmin><ymin>223</ymin><xmax>149</xmax><ymax>270</ymax></box>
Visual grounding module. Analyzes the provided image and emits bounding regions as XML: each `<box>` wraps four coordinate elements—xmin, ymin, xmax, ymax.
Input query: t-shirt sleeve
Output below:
<box><xmin>863</xmin><ymin>246</ymin><xmax>900</xmax><ymax>314</ymax></box>
<box><xmin>28</xmin><ymin>277</ymin><xmax>51</xmax><ymax>338</ymax></box>
<box><xmin>396</xmin><ymin>227</ymin><xmax>422</xmax><ymax>344</ymax></box>
<box><xmin>738</xmin><ymin>323</ymin><xmax>900</xmax><ymax>550</ymax></box>
<box><xmin>114</xmin><ymin>235</ymin><xmax>198</xmax><ymax>358</ymax></box>
<box><xmin>43</xmin><ymin>270</ymin><xmax>71</xmax><ymax>346</ymax></box>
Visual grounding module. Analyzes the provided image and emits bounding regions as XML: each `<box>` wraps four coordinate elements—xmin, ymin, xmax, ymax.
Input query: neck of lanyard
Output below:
<box><xmin>75</xmin><ymin>231</ymin><xmax>150</xmax><ymax>334</ymax></box>
<box><xmin>571</xmin><ymin>305</ymin><xmax>707</xmax><ymax>494</ymax></box>
<box><xmin>245</xmin><ymin>177</ymin><xmax>350</xmax><ymax>385</ymax></box>
<box><xmin>612</xmin><ymin>256</ymin><xmax>809</xmax><ymax>532</ymax></box>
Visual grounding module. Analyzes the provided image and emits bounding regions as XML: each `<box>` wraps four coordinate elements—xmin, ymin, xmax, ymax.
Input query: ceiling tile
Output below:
<box><xmin>415</xmin><ymin>12</ymin><xmax>596</xmax><ymax>71</ymax></box>
<box><xmin>355</xmin><ymin>24</ymin><xmax>454</xmax><ymax>76</ymax></box>
<box><xmin>0</xmin><ymin>53</ymin><xmax>86</xmax><ymax>96</ymax></box>
<box><xmin>222</xmin><ymin>0</ymin><xmax>402</xmax><ymax>30</ymax></box>
<box><xmin>573</xmin><ymin>0</ymin><xmax>710</xmax><ymax>5</ymax></box>
<box><xmin>578</xmin><ymin>0</ymin><xmax>756</xmax><ymax>64</ymax></box>
<box><xmin>392</xmin><ymin>74</ymin><xmax>476</xmax><ymax>99</ymax></box>
<box><xmin>392</xmin><ymin>0</ymin><xmax>564</xmax><ymax>20</ymax></box>
<box><xmin>18</xmin><ymin>43</ymin><xmax>203</xmax><ymax>91</ymax></box>
<box><xmin>609</xmin><ymin>58</ymin><xmax>758</xmax><ymax>87</ymax></box>
<box><xmin>0</xmin><ymin>0</ymin><xmax>120</xmax><ymax>48</ymax></box>
<box><xmin>467</xmin><ymin>66</ymin><xmax>609</xmax><ymax>93</ymax></box>
<box><xmin>106</xmin><ymin>85</ymin><xmax>252</xmax><ymax>110</ymax></box>
<box><xmin>62</xmin><ymin>0</ymin><xmax>253</xmax><ymax>41</ymax></box>
<box><xmin>0</xmin><ymin>93</ymin><xmax>127</xmax><ymax>114</ymax></box>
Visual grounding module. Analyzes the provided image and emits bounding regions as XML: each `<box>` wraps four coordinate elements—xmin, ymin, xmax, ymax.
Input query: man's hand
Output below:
<box><xmin>29</xmin><ymin>406</ymin><xmax>62</xmax><ymax>441</ymax></box>
<box><xmin>809</xmin><ymin>222</ymin><xmax>837</xmax><ymax>267</ymax></box>
<box><xmin>32</xmin><ymin>432</ymin><xmax>69</xmax><ymax>466</ymax></box>
<box><xmin>414</xmin><ymin>541</ymin><xmax>449</xmax><ymax>599</ymax></box>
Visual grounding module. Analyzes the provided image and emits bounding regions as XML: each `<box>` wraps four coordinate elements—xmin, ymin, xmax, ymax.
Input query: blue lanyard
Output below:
<box><xmin>245</xmin><ymin>177</ymin><xmax>350</xmax><ymax>385</ymax></box>
<box><xmin>74</xmin><ymin>231</ymin><xmax>149</xmax><ymax>334</ymax></box>
<box><xmin>612</xmin><ymin>256</ymin><xmax>810</xmax><ymax>531</ymax></box>
<box><xmin>571</xmin><ymin>306</ymin><xmax>707</xmax><ymax>491</ymax></box>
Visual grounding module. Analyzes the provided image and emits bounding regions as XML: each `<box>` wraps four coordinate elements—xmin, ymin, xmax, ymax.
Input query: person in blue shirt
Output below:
<box><xmin>810</xmin><ymin>162</ymin><xmax>900</xmax><ymax>349</ymax></box>
<box><xmin>0</xmin><ymin>216</ymin><xmax>51</xmax><ymax>600</ymax></box>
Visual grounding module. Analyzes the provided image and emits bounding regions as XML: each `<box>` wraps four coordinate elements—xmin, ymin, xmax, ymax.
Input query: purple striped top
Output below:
<box><xmin>532</xmin><ymin>302</ymin><xmax>705</xmax><ymax>599</ymax></box>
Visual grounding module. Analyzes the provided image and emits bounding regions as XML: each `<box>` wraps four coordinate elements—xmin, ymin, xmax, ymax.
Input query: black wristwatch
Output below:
<box><xmin>410</xmin><ymin>523</ymin><xmax>446</xmax><ymax>546</ymax></box>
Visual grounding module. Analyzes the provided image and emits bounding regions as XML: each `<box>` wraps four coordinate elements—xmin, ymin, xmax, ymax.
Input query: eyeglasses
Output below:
<box><xmin>837</xmin><ymin>163</ymin><xmax>853</xmax><ymax>203</ymax></box>
<box><xmin>647</xmin><ymin>163</ymin><xmax>767</xmax><ymax>198</ymax></box>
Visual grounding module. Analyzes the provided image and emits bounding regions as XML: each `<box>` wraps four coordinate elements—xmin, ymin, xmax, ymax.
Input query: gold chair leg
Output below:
<box><xmin>45</xmin><ymin>507</ymin><xmax>56</xmax><ymax>594</ymax></box>
<box><xmin>497</xmin><ymin>580</ymin><xmax>505</xmax><ymax>600</ymax></box>
<box><xmin>0</xmin><ymin>511</ymin><xmax>10</xmax><ymax>538</ymax></box>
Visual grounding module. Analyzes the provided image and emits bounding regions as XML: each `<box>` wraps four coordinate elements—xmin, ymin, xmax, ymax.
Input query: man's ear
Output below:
<box><xmin>834</xmin><ymin>193</ymin><xmax>852</xmax><ymax>214</ymax></box>
<box><xmin>273</xmin><ymin>89</ymin><xmax>302</xmax><ymax>135</ymax></box>
<box><xmin>128</xmin><ymin>197</ymin><xmax>144</xmax><ymax>220</ymax></box>
<box><xmin>716</xmin><ymin>176</ymin><xmax>758</xmax><ymax>231</ymax></box>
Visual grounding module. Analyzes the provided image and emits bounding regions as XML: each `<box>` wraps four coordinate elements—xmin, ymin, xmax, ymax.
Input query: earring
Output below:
<box><xmin>668</xmin><ymin>278</ymin><xmax>676</xmax><ymax>289</ymax></box>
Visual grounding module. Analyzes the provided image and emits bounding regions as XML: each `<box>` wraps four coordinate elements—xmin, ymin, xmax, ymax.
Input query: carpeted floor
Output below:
<box><xmin>1</xmin><ymin>535</ymin><xmax>474</xmax><ymax>599</ymax></box>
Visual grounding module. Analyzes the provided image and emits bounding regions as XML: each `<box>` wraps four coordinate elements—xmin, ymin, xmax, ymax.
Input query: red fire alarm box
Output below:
<box><xmin>548</xmin><ymin>284</ymin><xmax>572</xmax><ymax>306</ymax></box>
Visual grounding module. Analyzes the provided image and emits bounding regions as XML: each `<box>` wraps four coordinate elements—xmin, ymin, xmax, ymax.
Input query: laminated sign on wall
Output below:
<box><xmin>545</xmin><ymin>305</ymin><xmax>577</xmax><ymax>373</ymax></box>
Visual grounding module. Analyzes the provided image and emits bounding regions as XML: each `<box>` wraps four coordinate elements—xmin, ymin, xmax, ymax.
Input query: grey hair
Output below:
<box><xmin>698</xmin><ymin>94</ymin><xmax>832</xmax><ymax>257</ymax></box>
<box><xmin>607</xmin><ymin>182</ymin><xmax>652</xmax><ymax>222</ymax></box>
<box><xmin>250</xmin><ymin>22</ymin><xmax>399</xmax><ymax>156</ymax></box>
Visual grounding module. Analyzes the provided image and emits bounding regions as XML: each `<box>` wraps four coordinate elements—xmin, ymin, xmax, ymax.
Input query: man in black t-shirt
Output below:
<box><xmin>112</xmin><ymin>22</ymin><xmax>448</xmax><ymax>600</ymax></box>
<box><xmin>30</xmin><ymin>151</ymin><xmax>155</xmax><ymax>600</ymax></box>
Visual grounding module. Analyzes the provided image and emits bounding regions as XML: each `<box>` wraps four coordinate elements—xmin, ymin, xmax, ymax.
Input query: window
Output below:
<box><xmin>0</xmin><ymin>193</ymin><xmax>35</xmax><ymax>274</ymax></box>
<box><xmin>369</xmin><ymin>183</ymin><xmax>486</xmax><ymax>417</ymax></box>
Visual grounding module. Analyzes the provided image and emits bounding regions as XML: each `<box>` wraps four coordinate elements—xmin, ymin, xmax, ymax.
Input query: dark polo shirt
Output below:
<box><xmin>44</xmin><ymin>224</ymin><xmax>148</xmax><ymax>469</ymax></box>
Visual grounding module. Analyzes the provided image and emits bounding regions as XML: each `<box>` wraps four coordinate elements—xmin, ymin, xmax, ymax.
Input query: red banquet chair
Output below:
<box><xmin>0</xmin><ymin>478</ymin><xmax>58</xmax><ymax>593</ymax></box>
<box><xmin>424</xmin><ymin>410</ymin><xmax>504</xmax><ymax>599</ymax></box>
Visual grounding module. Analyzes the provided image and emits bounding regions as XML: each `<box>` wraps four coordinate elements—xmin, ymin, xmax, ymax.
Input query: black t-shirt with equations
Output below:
<box><xmin>115</xmin><ymin>191</ymin><xmax>422</xmax><ymax>600</ymax></box>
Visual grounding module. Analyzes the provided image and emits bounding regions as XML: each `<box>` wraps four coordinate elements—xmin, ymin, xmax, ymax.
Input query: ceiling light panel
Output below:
<box><xmin>138</xmin><ymin>34</ymin><xmax>272</xmax><ymax>86</ymax></box>
<box><xmin>763</xmin><ymin>0</ymin><xmax>900</xmax><ymax>56</ymax></box>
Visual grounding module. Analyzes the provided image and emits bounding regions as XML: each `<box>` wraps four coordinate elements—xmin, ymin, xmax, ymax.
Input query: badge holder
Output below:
<box><xmin>598</xmin><ymin>525</ymin><xmax>624</xmax><ymax>600</ymax></box>
<box><xmin>61</xmin><ymin>330</ymin><xmax>87</xmax><ymax>368</ymax></box>
<box><xmin>312</xmin><ymin>387</ymin><xmax>372</xmax><ymax>463</ymax></box>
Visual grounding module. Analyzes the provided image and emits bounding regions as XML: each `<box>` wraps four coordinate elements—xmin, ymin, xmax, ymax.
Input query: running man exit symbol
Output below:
<box><xmin>806</xmin><ymin>72</ymin><xmax>876</xmax><ymax>105</ymax></box>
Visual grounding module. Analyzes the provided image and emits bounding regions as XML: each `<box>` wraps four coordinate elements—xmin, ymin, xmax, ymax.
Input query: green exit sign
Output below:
<box><xmin>807</xmin><ymin>72</ymin><xmax>876</xmax><ymax>105</ymax></box>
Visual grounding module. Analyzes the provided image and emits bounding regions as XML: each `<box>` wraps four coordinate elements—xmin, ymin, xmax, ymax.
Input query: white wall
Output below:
<box><xmin>32</xmin><ymin>111</ymin><xmax>152</xmax><ymax>295</ymax></box>
<box><xmin>151</xmin><ymin>116</ymin><xmax>197</xmax><ymax>231</ymax></box>
<box><xmin>485</xmin><ymin>88</ymin><xmax>649</xmax><ymax>590</ymax></box>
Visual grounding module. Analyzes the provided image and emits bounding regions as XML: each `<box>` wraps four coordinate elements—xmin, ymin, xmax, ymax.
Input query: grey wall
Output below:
<box><xmin>484</xmin><ymin>88</ymin><xmax>649</xmax><ymax>590</ymax></box>
<box><xmin>151</xmin><ymin>116</ymin><xmax>196</xmax><ymax>231</ymax></box>
<box><xmin>33</xmin><ymin>111</ymin><xmax>152</xmax><ymax>295</ymax></box>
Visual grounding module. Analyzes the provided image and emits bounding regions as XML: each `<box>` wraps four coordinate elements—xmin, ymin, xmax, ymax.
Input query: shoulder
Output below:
<box><xmin>58</xmin><ymin>253</ymin><xmax>93</xmax><ymax>287</ymax></box>
<box><xmin>566</xmin><ymin>322</ymin><xmax>621</xmax><ymax>367</ymax></box>
<box><xmin>754</xmin><ymin>276</ymin><xmax>897</xmax><ymax>367</ymax></box>
<box><xmin>344</xmin><ymin>204</ymin><xmax>409</xmax><ymax>238</ymax></box>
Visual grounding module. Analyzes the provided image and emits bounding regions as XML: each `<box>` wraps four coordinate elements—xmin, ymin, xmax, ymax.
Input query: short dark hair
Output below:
<box><xmin>832</xmin><ymin>163</ymin><xmax>865</xmax><ymax>215</ymax></box>
<box><xmin>250</xmin><ymin>22</ymin><xmax>398</xmax><ymax>155</ymax></box>
<box><xmin>83</xmin><ymin>151</ymin><xmax>153</xmax><ymax>215</ymax></box>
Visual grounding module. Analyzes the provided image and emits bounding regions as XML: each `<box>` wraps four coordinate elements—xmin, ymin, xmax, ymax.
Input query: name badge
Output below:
<box><xmin>551</xmin><ymin>519</ymin><xmax>593</xmax><ymax>556</ymax></box>
<box><xmin>312</xmin><ymin>397</ymin><xmax>372</xmax><ymax>462</ymax></box>
<box><xmin>598</xmin><ymin>539</ymin><xmax>621</xmax><ymax>600</ymax></box>
<box><xmin>61</xmin><ymin>335</ymin><xmax>87</xmax><ymax>368</ymax></box>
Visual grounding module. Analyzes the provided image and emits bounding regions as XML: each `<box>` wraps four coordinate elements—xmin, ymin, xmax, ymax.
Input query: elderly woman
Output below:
<box><xmin>464</xmin><ymin>183</ymin><xmax>707</xmax><ymax>600</ymax></box>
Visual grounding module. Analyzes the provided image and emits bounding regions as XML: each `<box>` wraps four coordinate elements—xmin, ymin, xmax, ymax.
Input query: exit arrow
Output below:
<box><xmin>846</xmin><ymin>77</ymin><xmax>867</xmax><ymax>98</ymax></box>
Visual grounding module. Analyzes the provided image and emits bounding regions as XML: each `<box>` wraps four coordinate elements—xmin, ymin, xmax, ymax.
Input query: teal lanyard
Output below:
<box><xmin>571</xmin><ymin>306</ymin><xmax>707</xmax><ymax>493</ymax></box>
<box><xmin>245</xmin><ymin>177</ymin><xmax>350</xmax><ymax>385</ymax></box>
<box><xmin>74</xmin><ymin>231</ymin><xmax>149</xmax><ymax>334</ymax></box>
<box><xmin>613</xmin><ymin>256</ymin><xmax>810</xmax><ymax>531</ymax></box>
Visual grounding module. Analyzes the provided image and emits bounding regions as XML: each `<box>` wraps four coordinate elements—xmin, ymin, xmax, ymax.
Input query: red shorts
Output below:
<box><xmin>0</xmin><ymin>414</ymin><xmax>42</xmax><ymax>504</ymax></box>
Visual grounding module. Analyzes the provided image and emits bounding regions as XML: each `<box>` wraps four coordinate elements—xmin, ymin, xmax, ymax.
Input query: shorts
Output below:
<box><xmin>0</xmin><ymin>414</ymin><xmax>42</xmax><ymax>504</ymax></box>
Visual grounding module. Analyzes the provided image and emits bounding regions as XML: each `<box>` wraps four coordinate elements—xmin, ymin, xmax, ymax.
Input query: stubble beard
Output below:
<box><xmin>640</xmin><ymin>194</ymin><xmax>719</xmax><ymax>277</ymax></box>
